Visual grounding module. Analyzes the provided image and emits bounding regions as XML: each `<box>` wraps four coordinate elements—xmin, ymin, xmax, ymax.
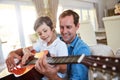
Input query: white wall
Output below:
<box><xmin>59</xmin><ymin>0</ymin><xmax>94</xmax><ymax>9</ymax></box>
<box><xmin>105</xmin><ymin>0</ymin><xmax>118</xmax><ymax>9</ymax></box>
<box><xmin>77</xmin><ymin>21</ymin><xmax>97</xmax><ymax>46</ymax></box>
<box><xmin>103</xmin><ymin>16</ymin><xmax>120</xmax><ymax>53</ymax></box>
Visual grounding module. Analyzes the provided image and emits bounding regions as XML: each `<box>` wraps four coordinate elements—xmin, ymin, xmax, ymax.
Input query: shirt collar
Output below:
<box><xmin>69</xmin><ymin>35</ymin><xmax>78</xmax><ymax>48</ymax></box>
<box><xmin>60</xmin><ymin>35</ymin><xmax>79</xmax><ymax>48</ymax></box>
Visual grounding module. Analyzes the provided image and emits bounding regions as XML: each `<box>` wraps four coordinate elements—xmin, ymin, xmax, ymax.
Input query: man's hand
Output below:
<box><xmin>6</xmin><ymin>47</ymin><xmax>34</xmax><ymax>72</ymax></box>
<box><xmin>35</xmin><ymin>54</ymin><xmax>62</xmax><ymax>80</ymax></box>
<box><xmin>6</xmin><ymin>51</ymin><xmax>22</xmax><ymax>72</ymax></box>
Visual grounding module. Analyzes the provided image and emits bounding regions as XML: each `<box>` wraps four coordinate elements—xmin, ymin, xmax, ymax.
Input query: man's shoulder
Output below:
<box><xmin>75</xmin><ymin>37</ymin><xmax>87</xmax><ymax>46</ymax></box>
<box><xmin>73</xmin><ymin>37</ymin><xmax>91</xmax><ymax>55</ymax></box>
<box><xmin>71</xmin><ymin>36</ymin><xmax>89</xmax><ymax>48</ymax></box>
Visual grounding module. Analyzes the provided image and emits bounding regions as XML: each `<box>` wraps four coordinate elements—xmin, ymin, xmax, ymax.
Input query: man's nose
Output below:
<box><xmin>63</xmin><ymin>28</ymin><xmax>68</xmax><ymax>34</ymax></box>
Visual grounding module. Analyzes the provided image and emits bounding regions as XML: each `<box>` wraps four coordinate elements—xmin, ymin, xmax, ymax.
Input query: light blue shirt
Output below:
<box><xmin>63</xmin><ymin>35</ymin><xmax>91</xmax><ymax>80</ymax></box>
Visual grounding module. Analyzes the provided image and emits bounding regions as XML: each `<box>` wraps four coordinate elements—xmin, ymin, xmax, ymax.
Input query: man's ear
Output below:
<box><xmin>76</xmin><ymin>23</ymin><xmax>80</xmax><ymax>29</ymax></box>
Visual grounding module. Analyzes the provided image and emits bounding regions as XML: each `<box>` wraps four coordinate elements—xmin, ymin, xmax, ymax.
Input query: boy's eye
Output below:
<box><xmin>38</xmin><ymin>33</ymin><xmax>41</xmax><ymax>36</ymax></box>
<box><xmin>44</xmin><ymin>30</ymin><xmax>47</xmax><ymax>32</ymax></box>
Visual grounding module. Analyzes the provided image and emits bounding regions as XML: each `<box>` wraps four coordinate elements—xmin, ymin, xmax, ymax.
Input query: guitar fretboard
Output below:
<box><xmin>28</xmin><ymin>56</ymin><xmax>82</xmax><ymax>65</ymax></box>
<box><xmin>27</xmin><ymin>55</ymin><xmax>120</xmax><ymax>73</ymax></box>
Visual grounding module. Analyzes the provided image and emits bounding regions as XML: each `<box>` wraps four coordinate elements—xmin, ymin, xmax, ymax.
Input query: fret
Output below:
<box><xmin>64</xmin><ymin>57</ymin><xmax>71</xmax><ymax>63</ymax></box>
<box><xmin>71</xmin><ymin>57</ymin><xmax>76</xmax><ymax>63</ymax></box>
<box><xmin>60</xmin><ymin>57</ymin><xmax>66</xmax><ymax>63</ymax></box>
<box><xmin>47</xmin><ymin>57</ymin><xmax>54</xmax><ymax>63</ymax></box>
<box><xmin>52</xmin><ymin>57</ymin><xmax>57</xmax><ymax>63</ymax></box>
<box><xmin>54</xmin><ymin>57</ymin><xmax>61</xmax><ymax>63</ymax></box>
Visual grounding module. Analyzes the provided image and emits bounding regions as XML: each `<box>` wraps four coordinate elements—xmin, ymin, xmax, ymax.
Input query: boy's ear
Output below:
<box><xmin>52</xmin><ymin>27</ymin><xmax>55</xmax><ymax>32</ymax></box>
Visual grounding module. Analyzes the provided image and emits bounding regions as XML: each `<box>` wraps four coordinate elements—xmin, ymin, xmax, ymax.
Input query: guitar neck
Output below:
<box><xmin>27</xmin><ymin>54</ymin><xmax>120</xmax><ymax>73</ymax></box>
<box><xmin>28</xmin><ymin>55</ymin><xmax>84</xmax><ymax>65</ymax></box>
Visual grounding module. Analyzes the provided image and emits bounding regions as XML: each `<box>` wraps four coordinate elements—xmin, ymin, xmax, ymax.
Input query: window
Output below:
<box><xmin>0</xmin><ymin>1</ymin><xmax>37</xmax><ymax>59</ymax></box>
<box><xmin>20</xmin><ymin>5</ymin><xmax>37</xmax><ymax>46</ymax></box>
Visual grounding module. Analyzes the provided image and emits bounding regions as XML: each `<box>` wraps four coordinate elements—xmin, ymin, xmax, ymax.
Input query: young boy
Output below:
<box><xmin>6</xmin><ymin>16</ymin><xmax>68</xmax><ymax>80</ymax></box>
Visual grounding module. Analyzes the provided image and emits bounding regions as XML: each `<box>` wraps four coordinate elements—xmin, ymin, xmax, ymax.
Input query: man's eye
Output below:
<box><xmin>66</xmin><ymin>26</ymin><xmax>71</xmax><ymax>29</ymax></box>
<box><xmin>60</xmin><ymin>26</ymin><xmax>64</xmax><ymax>29</ymax></box>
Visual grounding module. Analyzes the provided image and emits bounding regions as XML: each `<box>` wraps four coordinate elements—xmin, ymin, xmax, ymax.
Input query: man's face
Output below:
<box><xmin>59</xmin><ymin>15</ymin><xmax>79</xmax><ymax>44</ymax></box>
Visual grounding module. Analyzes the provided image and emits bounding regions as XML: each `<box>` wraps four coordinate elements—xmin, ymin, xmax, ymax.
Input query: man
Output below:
<box><xmin>35</xmin><ymin>10</ymin><xmax>91</xmax><ymax>80</ymax></box>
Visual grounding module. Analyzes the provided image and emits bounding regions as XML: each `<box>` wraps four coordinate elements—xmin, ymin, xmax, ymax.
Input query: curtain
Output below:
<box><xmin>0</xmin><ymin>39</ymin><xmax>5</xmax><ymax>72</ymax></box>
<box><xmin>32</xmin><ymin>0</ymin><xmax>58</xmax><ymax>27</ymax></box>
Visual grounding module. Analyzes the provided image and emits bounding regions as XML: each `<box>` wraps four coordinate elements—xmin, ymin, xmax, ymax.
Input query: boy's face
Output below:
<box><xmin>59</xmin><ymin>15</ymin><xmax>79</xmax><ymax>44</ymax></box>
<box><xmin>36</xmin><ymin>23</ymin><xmax>53</xmax><ymax>43</ymax></box>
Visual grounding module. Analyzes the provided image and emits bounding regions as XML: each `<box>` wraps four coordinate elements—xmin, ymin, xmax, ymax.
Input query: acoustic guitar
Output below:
<box><xmin>0</xmin><ymin>50</ymin><xmax>120</xmax><ymax>80</ymax></box>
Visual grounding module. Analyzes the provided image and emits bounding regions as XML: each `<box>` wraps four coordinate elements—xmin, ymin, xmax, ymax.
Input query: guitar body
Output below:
<box><xmin>0</xmin><ymin>68</ymin><xmax>43</xmax><ymax>80</ymax></box>
<box><xmin>0</xmin><ymin>50</ymin><xmax>48</xmax><ymax>80</ymax></box>
<box><xmin>0</xmin><ymin>74</ymin><xmax>16</xmax><ymax>80</ymax></box>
